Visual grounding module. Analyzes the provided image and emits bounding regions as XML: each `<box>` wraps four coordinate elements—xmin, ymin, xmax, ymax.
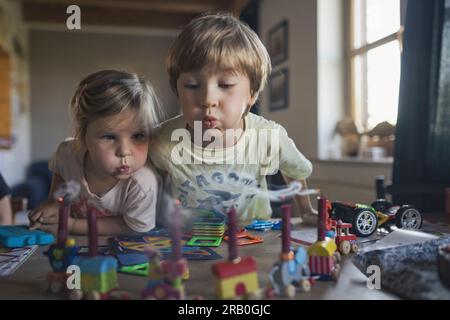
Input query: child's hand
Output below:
<box><xmin>28</xmin><ymin>200</ymin><xmax>59</xmax><ymax>231</ymax></box>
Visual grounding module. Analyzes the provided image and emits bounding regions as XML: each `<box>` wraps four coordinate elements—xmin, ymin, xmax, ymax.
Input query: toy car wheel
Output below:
<box><xmin>395</xmin><ymin>206</ymin><xmax>422</xmax><ymax>230</ymax></box>
<box><xmin>69</xmin><ymin>289</ymin><xmax>83</xmax><ymax>300</ymax></box>
<box><xmin>248</xmin><ymin>289</ymin><xmax>262</xmax><ymax>300</ymax></box>
<box><xmin>331</xmin><ymin>264</ymin><xmax>341</xmax><ymax>281</ymax></box>
<box><xmin>86</xmin><ymin>291</ymin><xmax>101</xmax><ymax>300</ymax></box>
<box><xmin>339</xmin><ymin>241</ymin><xmax>351</xmax><ymax>255</ymax></box>
<box><xmin>351</xmin><ymin>243</ymin><xmax>359</xmax><ymax>253</ymax></box>
<box><xmin>49</xmin><ymin>280</ymin><xmax>63</xmax><ymax>294</ymax></box>
<box><xmin>371</xmin><ymin>199</ymin><xmax>392</xmax><ymax>213</ymax></box>
<box><xmin>299</xmin><ymin>279</ymin><xmax>311</xmax><ymax>292</ymax></box>
<box><xmin>352</xmin><ymin>208</ymin><xmax>378</xmax><ymax>237</ymax></box>
<box><xmin>285</xmin><ymin>285</ymin><xmax>296</xmax><ymax>298</ymax></box>
<box><xmin>333</xmin><ymin>252</ymin><xmax>342</xmax><ymax>264</ymax></box>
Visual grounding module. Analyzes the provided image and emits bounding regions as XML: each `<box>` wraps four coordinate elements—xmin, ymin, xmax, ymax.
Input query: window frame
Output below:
<box><xmin>346</xmin><ymin>0</ymin><xmax>407</xmax><ymax>132</ymax></box>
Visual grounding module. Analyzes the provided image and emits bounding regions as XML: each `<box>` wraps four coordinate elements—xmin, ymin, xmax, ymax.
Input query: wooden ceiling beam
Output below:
<box><xmin>21</xmin><ymin>0</ymin><xmax>224</xmax><ymax>14</ymax></box>
<box><xmin>22</xmin><ymin>2</ymin><xmax>199</xmax><ymax>30</ymax></box>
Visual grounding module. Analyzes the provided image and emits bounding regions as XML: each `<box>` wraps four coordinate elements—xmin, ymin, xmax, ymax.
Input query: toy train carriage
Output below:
<box><xmin>73</xmin><ymin>256</ymin><xmax>118</xmax><ymax>300</ymax></box>
<box><xmin>141</xmin><ymin>258</ymin><xmax>188</xmax><ymax>300</ymax></box>
<box><xmin>307</xmin><ymin>239</ymin><xmax>340</xmax><ymax>281</ymax></box>
<box><xmin>212</xmin><ymin>256</ymin><xmax>259</xmax><ymax>299</ymax></box>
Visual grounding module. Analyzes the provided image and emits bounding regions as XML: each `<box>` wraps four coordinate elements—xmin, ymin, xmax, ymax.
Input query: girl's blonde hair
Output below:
<box><xmin>166</xmin><ymin>12</ymin><xmax>272</xmax><ymax>112</ymax></box>
<box><xmin>70</xmin><ymin>70</ymin><xmax>164</xmax><ymax>148</ymax></box>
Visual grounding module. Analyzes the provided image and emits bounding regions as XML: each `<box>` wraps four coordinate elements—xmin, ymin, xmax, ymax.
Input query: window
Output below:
<box><xmin>349</xmin><ymin>0</ymin><xmax>405</xmax><ymax>131</ymax></box>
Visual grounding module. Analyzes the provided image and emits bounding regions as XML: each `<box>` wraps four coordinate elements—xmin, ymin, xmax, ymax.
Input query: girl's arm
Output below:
<box><xmin>69</xmin><ymin>215</ymin><xmax>133</xmax><ymax>236</ymax></box>
<box><xmin>29</xmin><ymin>173</ymin><xmax>65</xmax><ymax>228</ymax></box>
<box><xmin>0</xmin><ymin>195</ymin><xmax>13</xmax><ymax>225</ymax></box>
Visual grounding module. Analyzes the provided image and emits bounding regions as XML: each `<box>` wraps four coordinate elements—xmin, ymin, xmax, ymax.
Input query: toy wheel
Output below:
<box><xmin>49</xmin><ymin>280</ymin><xmax>63</xmax><ymax>294</ymax></box>
<box><xmin>352</xmin><ymin>208</ymin><xmax>378</xmax><ymax>237</ymax></box>
<box><xmin>333</xmin><ymin>252</ymin><xmax>342</xmax><ymax>264</ymax></box>
<box><xmin>371</xmin><ymin>199</ymin><xmax>392</xmax><ymax>213</ymax></box>
<box><xmin>69</xmin><ymin>289</ymin><xmax>83</xmax><ymax>300</ymax></box>
<box><xmin>86</xmin><ymin>291</ymin><xmax>101</xmax><ymax>300</ymax></box>
<box><xmin>248</xmin><ymin>289</ymin><xmax>262</xmax><ymax>300</ymax></box>
<box><xmin>43</xmin><ymin>280</ymin><xmax>51</xmax><ymax>292</ymax></box>
<box><xmin>339</xmin><ymin>241</ymin><xmax>351</xmax><ymax>255</ymax></box>
<box><xmin>299</xmin><ymin>279</ymin><xmax>311</xmax><ymax>292</ymax></box>
<box><xmin>351</xmin><ymin>243</ymin><xmax>359</xmax><ymax>253</ymax></box>
<box><xmin>331</xmin><ymin>264</ymin><xmax>341</xmax><ymax>281</ymax></box>
<box><xmin>395</xmin><ymin>206</ymin><xmax>422</xmax><ymax>230</ymax></box>
<box><xmin>285</xmin><ymin>285</ymin><xmax>296</xmax><ymax>298</ymax></box>
<box><xmin>154</xmin><ymin>286</ymin><xmax>167</xmax><ymax>299</ymax></box>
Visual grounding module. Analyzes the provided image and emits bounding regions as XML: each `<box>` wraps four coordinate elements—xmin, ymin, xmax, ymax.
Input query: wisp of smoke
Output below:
<box><xmin>53</xmin><ymin>180</ymin><xmax>81</xmax><ymax>204</ymax></box>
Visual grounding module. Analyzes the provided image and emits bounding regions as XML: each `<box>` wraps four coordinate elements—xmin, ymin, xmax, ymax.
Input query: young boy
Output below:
<box><xmin>151</xmin><ymin>12</ymin><xmax>316</xmax><ymax>223</ymax></box>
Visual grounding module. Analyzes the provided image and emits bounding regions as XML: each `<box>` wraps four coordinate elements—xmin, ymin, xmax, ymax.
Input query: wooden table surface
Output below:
<box><xmin>0</xmin><ymin>223</ymin><xmax>399</xmax><ymax>300</ymax></box>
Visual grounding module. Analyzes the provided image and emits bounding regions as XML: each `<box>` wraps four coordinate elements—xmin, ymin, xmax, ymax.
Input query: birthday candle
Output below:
<box><xmin>88</xmin><ymin>206</ymin><xmax>98</xmax><ymax>257</ymax></box>
<box><xmin>281</xmin><ymin>204</ymin><xmax>292</xmax><ymax>254</ymax></box>
<box><xmin>57</xmin><ymin>204</ymin><xmax>69</xmax><ymax>247</ymax></box>
<box><xmin>227</xmin><ymin>206</ymin><xmax>238</xmax><ymax>261</ymax></box>
<box><xmin>317</xmin><ymin>197</ymin><xmax>327</xmax><ymax>241</ymax></box>
<box><xmin>171</xmin><ymin>207</ymin><xmax>181</xmax><ymax>261</ymax></box>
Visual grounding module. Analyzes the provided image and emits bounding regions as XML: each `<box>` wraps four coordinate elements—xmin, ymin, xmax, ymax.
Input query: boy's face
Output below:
<box><xmin>176</xmin><ymin>66</ymin><xmax>256</xmax><ymax>135</ymax></box>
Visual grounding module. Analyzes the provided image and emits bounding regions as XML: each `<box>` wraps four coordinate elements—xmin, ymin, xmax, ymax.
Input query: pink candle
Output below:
<box><xmin>227</xmin><ymin>206</ymin><xmax>238</xmax><ymax>261</ymax></box>
<box><xmin>317</xmin><ymin>197</ymin><xmax>327</xmax><ymax>241</ymax></box>
<box><xmin>281</xmin><ymin>204</ymin><xmax>292</xmax><ymax>254</ymax></box>
<box><xmin>88</xmin><ymin>206</ymin><xmax>98</xmax><ymax>257</ymax></box>
<box><xmin>171</xmin><ymin>207</ymin><xmax>181</xmax><ymax>261</ymax></box>
<box><xmin>57</xmin><ymin>205</ymin><xmax>69</xmax><ymax>247</ymax></box>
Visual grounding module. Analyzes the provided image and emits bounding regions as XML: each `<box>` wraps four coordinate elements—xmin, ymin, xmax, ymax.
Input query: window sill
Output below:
<box><xmin>313</xmin><ymin>156</ymin><xmax>393</xmax><ymax>166</ymax></box>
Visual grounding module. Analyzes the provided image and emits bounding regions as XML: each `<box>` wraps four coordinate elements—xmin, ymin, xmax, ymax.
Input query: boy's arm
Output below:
<box><xmin>69</xmin><ymin>216</ymin><xmax>134</xmax><ymax>236</ymax></box>
<box><xmin>281</xmin><ymin>175</ymin><xmax>317</xmax><ymax>216</ymax></box>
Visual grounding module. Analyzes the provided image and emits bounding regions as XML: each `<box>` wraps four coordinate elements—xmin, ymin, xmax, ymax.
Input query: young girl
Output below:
<box><xmin>29</xmin><ymin>70</ymin><xmax>163</xmax><ymax>235</ymax></box>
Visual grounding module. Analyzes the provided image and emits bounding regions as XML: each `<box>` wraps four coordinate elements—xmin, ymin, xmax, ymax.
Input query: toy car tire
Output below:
<box><xmin>299</xmin><ymin>279</ymin><xmax>311</xmax><ymax>292</ymax></box>
<box><xmin>395</xmin><ymin>205</ymin><xmax>422</xmax><ymax>230</ymax></box>
<box><xmin>333</xmin><ymin>252</ymin><xmax>342</xmax><ymax>264</ymax></box>
<box><xmin>69</xmin><ymin>289</ymin><xmax>83</xmax><ymax>300</ymax></box>
<box><xmin>49</xmin><ymin>280</ymin><xmax>63</xmax><ymax>294</ymax></box>
<box><xmin>285</xmin><ymin>285</ymin><xmax>296</xmax><ymax>298</ymax></box>
<box><xmin>351</xmin><ymin>243</ymin><xmax>359</xmax><ymax>253</ymax></box>
<box><xmin>331</xmin><ymin>264</ymin><xmax>341</xmax><ymax>281</ymax></box>
<box><xmin>339</xmin><ymin>241</ymin><xmax>351</xmax><ymax>255</ymax></box>
<box><xmin>351</xmin><ymin>208</ymin><xmax>378</xmax><ymax>237</ymax></box>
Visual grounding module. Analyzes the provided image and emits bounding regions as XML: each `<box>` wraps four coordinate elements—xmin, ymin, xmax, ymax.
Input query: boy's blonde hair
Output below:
<box><xmin>70</xmin><ymin>70</ymin><xmax>163</xmax><ymax>149</ymax></box>
<box><xmin>167</xmin><ymin>12</ymin><xmax>272</xmax><ymax>112</ymax></box>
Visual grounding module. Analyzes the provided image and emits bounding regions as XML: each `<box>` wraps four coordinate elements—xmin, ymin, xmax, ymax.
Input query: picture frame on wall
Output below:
<box><xmin>269</xmin><ymin>68</ymin><xmax>289</xmax><ymax>111</ymax></box>
<box><xmin>268</xmin><ymin>20</ymin><xmax>288</xmax><ymax>65</ymax></box>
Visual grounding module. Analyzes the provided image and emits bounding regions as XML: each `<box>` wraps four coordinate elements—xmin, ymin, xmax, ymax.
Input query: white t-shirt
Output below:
<box><xmin>150</xmin><ymin>113</ymin><xmax>312</xmax><ymax>221</ymax></box>
<box><xmin>49</xmin><ymin>139</ymin><xmax>158</xmax><ymax>232</ymax></box>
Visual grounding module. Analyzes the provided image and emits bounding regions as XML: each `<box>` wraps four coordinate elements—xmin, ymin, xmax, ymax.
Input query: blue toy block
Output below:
<box><xmin>0</xmin><ymin>225</ymin><xmax>55</xmax><ymax>248</ymax></box>
<box><xmin>245</xmin><ymin>220</ymin><xmax>274</xmax><ymax>231</ymax></box>
<box><xmin>74</xmin><ymin>256</ymin><xmax>117</xmax><ymax>275</ymax></box>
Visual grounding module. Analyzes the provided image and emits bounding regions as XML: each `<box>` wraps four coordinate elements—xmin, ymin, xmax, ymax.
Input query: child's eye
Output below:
<box><xmin>100</xmin><ymin>134</ymin><xmax>115</xmax><ymax>140</ymax></box>
<box><xmin>219</xmin><ymin>83</ymin><xmax>235</xmax><ymax>89</ymax></box>
<box><xmin>132</xmin><ymin>133</ymin><xmax>147</xmax><ymax>140</ymax></box>
<box><xmin>184</xmin><ymin>83</ymin><xmax>199</xmax><ymax>89</ymax></box>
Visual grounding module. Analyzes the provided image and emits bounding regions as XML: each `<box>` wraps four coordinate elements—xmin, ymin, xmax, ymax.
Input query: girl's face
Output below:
<box><xmin>84</xmin><ymin>110</ymin><xmax>149</xmax><ymax>181</ymax></box>
<box><xmin>176</xmin><ymin>65</ymin><xmax>256</xmax><ymax>144</ymax></box>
